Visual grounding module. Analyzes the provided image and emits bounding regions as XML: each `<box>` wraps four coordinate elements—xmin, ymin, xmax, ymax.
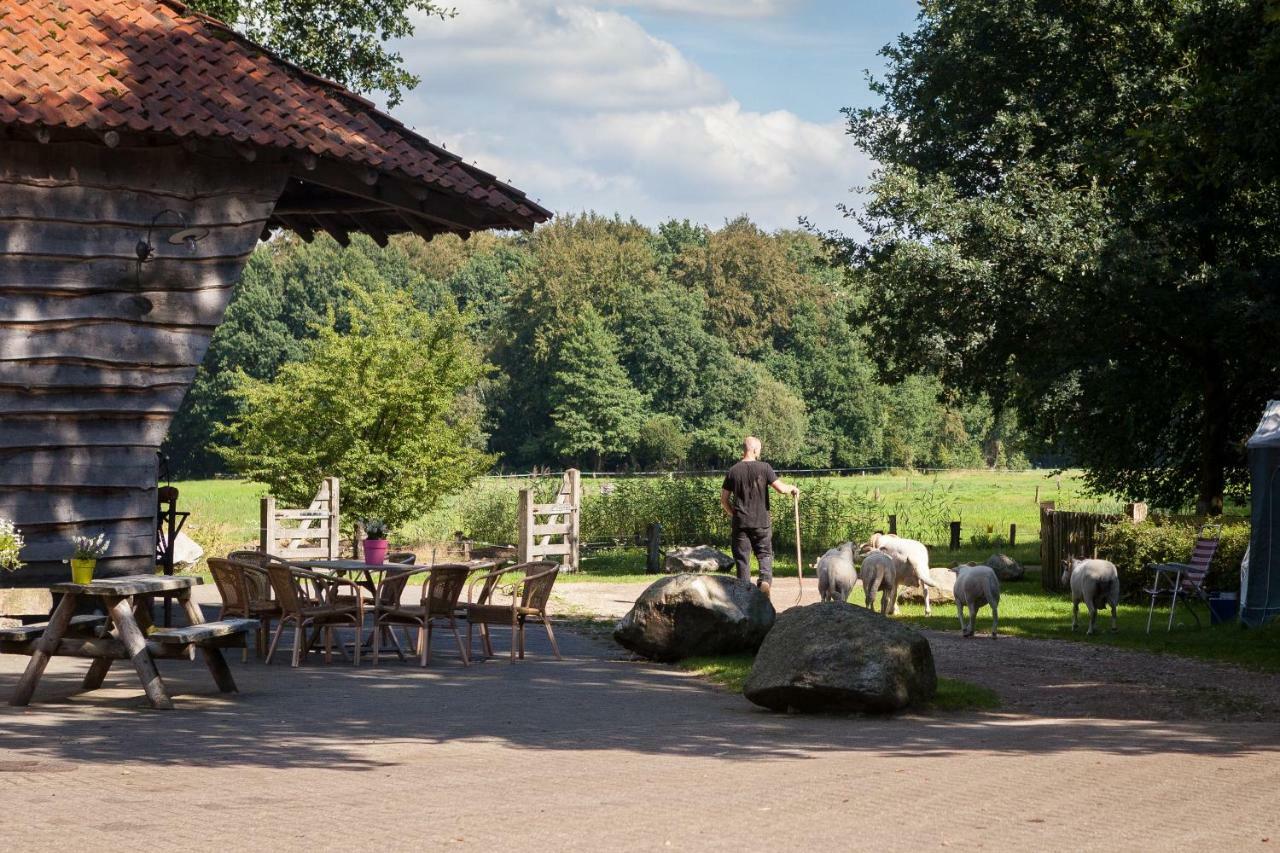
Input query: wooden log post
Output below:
<box><xmin>949</xmin><ymin>521</ymin><xmax>962</xmax><ymax>551</ymax></box>
<box><xmin>565</xmin><ymin>468</ymin><xmax>581</xmax><ymax>573</ymax></box>
<box><xmin>1009</xmin><ymin>523</ymin><xmax>1017</xmax><ymax>548</ymax></box>
<box><xmin>1039</xmin><ymin>501</ymin><xmax>1056</xmax><ymax>592</ymax></box>
<box><xmin>888</xmin><ymin>514</ymin><xmax>897</xmax><ymax>535</ymax></box>
<box><xmin>517</xmin><ymin>488</ymin><xmax>533</xmax><ymax>565</ymax></box>
<box><xmin>260</xmin><ymin>496</ymin><xmax>277</xmax><ymax>555</ymax></box>
<box><xmin>646</xmin><ymin>522</ymin><xmax>663</xmax><ymax>574</ymax></box>
<box><xmin>0</xmin><ymin>139</ymin><xmax>288</xmax><ymax>582</ymax></box>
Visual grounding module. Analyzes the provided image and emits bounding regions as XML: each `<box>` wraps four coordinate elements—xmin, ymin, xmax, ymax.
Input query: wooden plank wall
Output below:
<box><xmin>0</xmin><ymin>139</ymin><xmax>287</xmax><ymax>583</ymax></box>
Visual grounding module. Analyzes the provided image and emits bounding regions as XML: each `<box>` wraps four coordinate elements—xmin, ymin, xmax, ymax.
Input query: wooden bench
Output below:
<box><xmin>150</xmin><ymin>618</ymin><xmax>257</xmax><ymax>646</ymax></box>
<box><xmin>0</xmin><ymin>615</ymin><xmax>107</xmax><ymax>643</ymax></box>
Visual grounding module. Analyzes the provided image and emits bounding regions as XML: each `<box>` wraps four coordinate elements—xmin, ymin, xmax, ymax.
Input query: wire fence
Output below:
<box><xmin>485</xmin><ymin>465</ymin><xmax>1040</xmax><ymax>480</ymax></box>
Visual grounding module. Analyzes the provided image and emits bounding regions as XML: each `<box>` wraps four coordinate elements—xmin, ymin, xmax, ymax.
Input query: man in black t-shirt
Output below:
<box><xmin>720</xmin><ymin>436</ymin><xmax>799</xmax><ymax>598</ymax></box>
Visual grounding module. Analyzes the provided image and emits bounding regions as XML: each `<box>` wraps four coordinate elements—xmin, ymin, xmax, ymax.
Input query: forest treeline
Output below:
<box><xmin>165</xmin><ymin>214</ymin><xmax>1029</xmax><ymax>476</ymax></box>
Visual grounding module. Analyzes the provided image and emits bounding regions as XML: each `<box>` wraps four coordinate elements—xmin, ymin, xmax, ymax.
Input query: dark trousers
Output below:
<box><xmin>731</xmin><ymin>524</ymin><xmax>773</xmax><ymax>585</ymax></box>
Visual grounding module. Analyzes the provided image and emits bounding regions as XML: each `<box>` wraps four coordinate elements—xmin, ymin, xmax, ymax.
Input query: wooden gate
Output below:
<box><xmin>1039</xmin><ymin>501</ymin><xmax>1146</xmax><ymax>592</ymax></box>
<box><xmin>259</xmin><ymin>477</ymin><xmax>340</xmax><ymax>561</ymax></box>
<box><xmin>517</xmin><ymin>469</ymin><xmax>581</xmax><ymax>572</ymax></box>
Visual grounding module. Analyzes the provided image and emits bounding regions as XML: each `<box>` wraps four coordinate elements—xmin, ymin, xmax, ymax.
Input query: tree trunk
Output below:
<box><xmin>1195</xmin><ymin>366</ymin><xmax>1228</xmax><ymax>516</ymax></box>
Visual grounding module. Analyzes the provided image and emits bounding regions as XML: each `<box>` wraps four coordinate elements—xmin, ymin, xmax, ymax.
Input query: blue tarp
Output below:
<box><xmin>1243</xmin><ymin>400</ymin><xmax>1280</xmax><ymax>628</ymax></box>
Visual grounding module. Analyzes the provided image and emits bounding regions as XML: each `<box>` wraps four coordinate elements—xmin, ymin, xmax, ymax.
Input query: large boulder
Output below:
<box><xmin>896</xmin><ymin>567</ymin><xmax>956</xmax><ymax>603</ymax></box>
<box><xmin>614</xmin><ymin>573</ymin><xmax>774</xmax><ymax>661</ymax></box>
<box><xmin>985</xmin><ymin>553</ymin><xmax>1025</xmax><ymax>582</ymax></box>
<box><xmin>663</xmin><ymin>545</ymin><xmax>734</xmax><ymax>574</ymax></box>
<box><xmin>744</xmin><ymin>602</ymin><xmax>936</xmax><ymax>713</ymax></box>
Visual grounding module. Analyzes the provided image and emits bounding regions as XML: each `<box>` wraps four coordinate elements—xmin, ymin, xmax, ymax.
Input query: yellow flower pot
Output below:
<box><xmin>70</xmin><ymin>558</ymin><xmax>96</xmax><ymax>585</ymax></box>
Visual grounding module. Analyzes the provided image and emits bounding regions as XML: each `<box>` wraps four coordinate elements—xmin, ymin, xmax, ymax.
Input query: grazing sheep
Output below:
<box><xmin>1061</xmin><ymin>557</ymin><xmax>1120</xmax><ymax>635</ymax></box>
<box><xmin>859</xmin><ymin>549</ymin><xmax>897</xmax><ymax>614</ymax></box>
<box><xmin>953</xmin><ymin>563</ymin><xmax>1001</xmax><ymax>638</ymax></box>
<box><xmin>816</xmin><ymin>542</ymin><xmax>857</xmax><ymax>603</ymax></box>
<box><xmin>865</xmin><ymin>533</ymin><xmax>938</xmax><ymax>615</ymax></box>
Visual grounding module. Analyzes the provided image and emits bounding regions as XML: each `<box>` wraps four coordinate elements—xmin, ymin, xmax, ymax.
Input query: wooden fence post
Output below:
<box><xmin>517</xmin><ymin>488</ymin><xmax>533</xmax><ymax>565</ymax></box>
<box><xmin>888</xmin><ymin>514</ymin><xmax>897</xmax><ymax>535</ymax></box>
<box><xmin>259</xmin><ymin>495</ymin><xmax>276</xmax><ymax>554</ymax></box>
<box><xmin>567</xmin><ymin>468</ymin><xmax>581</xmax><ymax>573</ymax></box>
<box><xmin>949</xmin><ymin>521</ymin><xmax>962</xmax><ymax>551</ymax></box>
<box><xmin>326</xmin><ymin>477</ymin><xmax>340</xmax><ymax>560</ymax></box>
<box><xmin>646</xmin><ymin>522</ymin><xmax>663</xmax><ymax>574</ymax></box>
<box><xmin>1009</xmin><ymin>523</ymin><xmax>1017</xmax><ymax>547</ymax></box>
<box><xmin>1039</xmin><ymin>501</ymin><xmax>1055</xmax><ymax>592</ymax></box>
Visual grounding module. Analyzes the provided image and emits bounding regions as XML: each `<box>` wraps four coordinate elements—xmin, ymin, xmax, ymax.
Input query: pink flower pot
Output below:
<box><xmin>363</xmin><ymin>538</ymin><xmax>389</xmax><ymax>565</ymax></box>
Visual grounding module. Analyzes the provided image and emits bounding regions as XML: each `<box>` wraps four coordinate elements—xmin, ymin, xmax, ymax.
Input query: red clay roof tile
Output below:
<box><xmin>0</xmin><ymin>0</ymin><xmax>549</xmax><ymax>230</ymax></box>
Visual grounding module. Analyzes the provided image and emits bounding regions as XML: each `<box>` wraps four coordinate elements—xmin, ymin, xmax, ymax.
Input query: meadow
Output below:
<box><xmin>175</xmin><ymin>468</ymin><xmax>1107</xmax><ymax>574</ymax></box>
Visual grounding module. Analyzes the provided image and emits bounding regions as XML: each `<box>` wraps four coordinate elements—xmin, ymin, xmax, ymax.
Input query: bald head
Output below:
<box><xmin>742</xmin><ymin>436</ymin><xmax>762</xmax><ymax>459</ymax></box>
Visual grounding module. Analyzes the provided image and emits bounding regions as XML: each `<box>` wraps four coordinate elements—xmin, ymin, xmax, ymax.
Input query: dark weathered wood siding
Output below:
<box><xmin>1</xmin><ymin>139</ymin><xmax>286</xmax><ymax>583</ymax></box>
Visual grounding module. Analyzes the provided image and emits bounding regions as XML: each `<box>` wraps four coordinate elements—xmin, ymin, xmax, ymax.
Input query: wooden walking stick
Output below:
<box><xmin>792</xmin><ymin>490</ymin><xmax>803</xmax><ymax>606</ymax></box>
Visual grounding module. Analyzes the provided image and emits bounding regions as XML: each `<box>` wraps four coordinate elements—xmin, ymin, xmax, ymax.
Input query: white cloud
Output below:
<box><xmin>602</xmin><ymin>0</ymin><xmax>798</xmax><ymax>17</ymax></box>
<box><xmin>393</xmin><ymin>1</ymin><xmax>867</xmax><ymax>231</ymax></box>
<box><xmin>408</xmin><ymin>2</ymin><xmax>725</xmax><ymax>111</ymax></box>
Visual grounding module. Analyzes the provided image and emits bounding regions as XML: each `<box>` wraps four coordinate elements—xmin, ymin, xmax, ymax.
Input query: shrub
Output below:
<box><xmin>1097</xmin><ymin>518</ymin><xmax>1250</xmax><ymax>596</ymax></box>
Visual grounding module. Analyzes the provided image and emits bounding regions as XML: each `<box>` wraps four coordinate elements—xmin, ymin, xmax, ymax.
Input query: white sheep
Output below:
<box><xmin>1061</xmin><ymin>557</ymin><xmax>1120</xmax><ymax>635</ymax></box>
<box><xmin>866</xmin><ymin>533</ymin><xmax>938</xmax><ymax>615</ymax></box>
<box><xmin>816</xmin><ymin>542</ymin><xmax>857</xmax><ymax>603</ymax></box>
<box><xmin>953</xmin><ymin>563</ymin><xmax>1000</xmax><ymax>638</ymax></box>
<box><xmin>859</xmin><ymin>549</ymin><xmax>897</xmax><ymax>614</ymax></box>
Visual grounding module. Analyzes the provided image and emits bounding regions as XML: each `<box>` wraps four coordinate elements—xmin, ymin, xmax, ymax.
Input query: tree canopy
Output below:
<box><xmin>219</xmin><ymin>284</ymin><xmax>491</xmax><ymax>530</ymax></box>
<box><xmin>188</xmin><ymin>0</ymin><xmax>453</xmax><ymax>106</ymax></box>
<box><xmin>166</xmin><ymin>216</ymin><xmax>1021</xmax><ymax>477</ymax></box>
<box><xmin>845</xmin><ymin>0</ymin><xmax>1280</xmax><ymax>513</ymax></box>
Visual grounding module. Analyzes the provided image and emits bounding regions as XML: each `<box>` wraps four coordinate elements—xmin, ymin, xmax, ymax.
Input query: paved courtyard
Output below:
<box><xmin>0</xmin><ymin>584</ymin><xmax>1277</xmax><ymax>851</ymax></box>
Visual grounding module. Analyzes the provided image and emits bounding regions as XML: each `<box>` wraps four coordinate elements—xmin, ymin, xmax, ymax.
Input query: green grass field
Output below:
<box><xmin>174</xmin><ymin>468</ymin><xmax>1105</xmax><ymax>570</ymax></box>
<box><xmin>891</xmin><ymin>572</ymin><xmax>1280</xmax><ymax>671</ymax></box>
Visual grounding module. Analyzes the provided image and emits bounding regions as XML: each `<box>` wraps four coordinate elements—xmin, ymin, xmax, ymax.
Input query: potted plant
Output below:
<box><xmin>362</xmin><ymin>519</ymin><xmax>389</xmax><ymax>565</ymax></box>
<box><xmin>69</xmin><ymin>533</ymin><xmax>110</xmax><ymax>584</ymax></box>
<box><xmin>0</xmin><ymin>518</ymin><xmax>24</xmax><ymax>573</ymax></box>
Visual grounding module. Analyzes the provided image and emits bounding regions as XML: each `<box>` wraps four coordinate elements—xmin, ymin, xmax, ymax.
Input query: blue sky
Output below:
<box><xmin>389</xmin><ymin>0</ymin><xmax>919</xmax><ymax>231</ymax></box>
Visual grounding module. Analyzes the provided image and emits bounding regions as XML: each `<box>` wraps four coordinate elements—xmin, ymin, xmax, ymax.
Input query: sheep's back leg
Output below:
<box><xmin>955</xmin><ymin>599</ymin><xmax>966</xmax><ymax>634</ymax></box>
<box><xmin>1071</xmin><ymin>599</ymin><xmax>1079</xmax><ymax>632</ymax></box>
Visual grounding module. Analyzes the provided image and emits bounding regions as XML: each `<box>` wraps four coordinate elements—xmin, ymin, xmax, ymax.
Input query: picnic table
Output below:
<box><xmin>292</xmin><ymin>559</ymin><xmax>498</xmax><ymax>659</ymax></box>
<box><xmin>4</xmin><ymin>575</ymin><xmax>254</xmax><ymax>710</ymax></box>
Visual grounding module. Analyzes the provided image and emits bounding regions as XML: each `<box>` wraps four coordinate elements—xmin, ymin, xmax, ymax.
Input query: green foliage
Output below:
<box><xmin>0</xmin><ymin>518</ymin><xmax>25</xmax><ymax>572</ymax></box>
<box><xmin>172</xmin><ymin>217</ymin><xmax>1027</xmax><ymax>478</ymax></box>
<box><xmin>1097</xmin><ymin>519</ymin><xmax>1251</xmax><ymax>596</ymax></box>
<box><xmin>545</xmin><ymin>306</ymin><xmax>648</xmax><ymax>467</ymax></box>
<box><xmin>187</xmin><ymin>0</ymin><xmax>453</xmax><ymax>106</ymax></box>
<box><xmin>633</xmin><ymin>415</ymin><xmax>691</xmax><ymax>470</ymax></box>
<box><xmin>220</xmin><ymin>284</ymin><xmax>492</xmax><ymax>531</ymax></box>
<box><xmin>844</xmin><ymin>0</ymin><xmax>1280</xmax><ymax>512</ymax></box>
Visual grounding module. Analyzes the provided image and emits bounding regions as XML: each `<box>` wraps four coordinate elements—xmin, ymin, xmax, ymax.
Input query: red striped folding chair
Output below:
<box><xmin>1145</xmin><ymin>526</ymin><xmax>1220</xmax><ymax>632</ymax></box>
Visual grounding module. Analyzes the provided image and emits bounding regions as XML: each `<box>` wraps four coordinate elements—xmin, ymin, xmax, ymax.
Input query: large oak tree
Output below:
<box><xmin>847</xmin><ymin>0</ymin><xmax>1280</xmax><ymax>512</ymax></box>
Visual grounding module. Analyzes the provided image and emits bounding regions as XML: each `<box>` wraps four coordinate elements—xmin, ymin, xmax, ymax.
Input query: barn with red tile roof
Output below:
<box><xmin>0</xmin><ymin>0</ymin><xmax>550</xmax><ymax>580</ymax></box>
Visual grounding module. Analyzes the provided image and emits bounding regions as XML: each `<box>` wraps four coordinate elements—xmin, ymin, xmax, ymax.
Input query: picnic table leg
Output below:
<box><xmin>82</xmin><ymin>658</ymin><xmax>113</xmax><ymax>690</ymax></box>
<box><xmin>108</xmin><ymin>596</ymin><xmax>174</xmax><ymax>710</ymax></box>
<box><xmin>200</xmin><ymin>646</ymin><xmax>238</xmax><ymax>693</ymax></box>
<box><xmin>133</xmin><ymin>595</ymin><xmax>156</xmax><ymax>633</ymax></box>
<box><xmin>9</xmin><ymin>591</ymin><xmax>78</xmax><ymax>706</ymax></box>
<box><xmin>177</xmin><ymin>589</ymin><xmax>206</xmax><ymax>627</ymax></box>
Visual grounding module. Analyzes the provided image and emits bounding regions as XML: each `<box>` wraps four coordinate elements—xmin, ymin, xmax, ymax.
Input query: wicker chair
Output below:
<box><xmin>208</xmin><ymin>556</ymin><xmax>280</xmax><ymax>661</ymax></box>
<box><xmin>465</xmin><ymin>561</ymin><xmax>561</xmax><ymax>663</ymax></box>
<box><xmin>372</xmin><ymin>563</ymin><xmax>473</xmax><ymax>666</ymax></box>
<box><xmin>263</xmin><ymin>563</ymin><xmax>366</xmax><ymax>667</ymax></box>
